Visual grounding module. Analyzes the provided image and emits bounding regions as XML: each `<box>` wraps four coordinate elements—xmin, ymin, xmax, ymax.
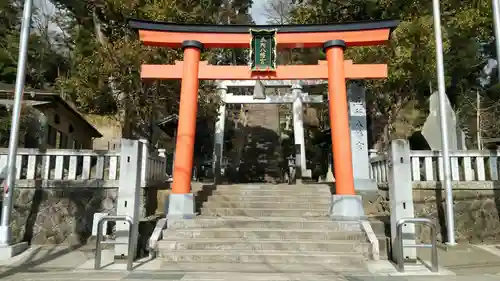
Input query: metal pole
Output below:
<box><xmin>493</xmin><ymin>0</ymin><xmax>500</xmax><ymax>82</ymax></box>
<box><xmin>0</xmin><ymin>0</ymin><xmax>34</xmax><ymax>246</ymax></box>
<box><xmin>396</xmin><ymin>222</ymin><xmax>405</xmax><ymax>272</ymax></box>
<box><xmin>477</xmin><ymin>90</ymin><xmax>482</xmax><ymax>150</ymax></box>
<box><xmin>430</xmin><ymin>222</ymin><xmax>439</xmax><ymax>272</ymax></box>
<box><xmin>432</xmin><ymin>0</ymin><xmax>456</xmax><ymax>245</ymax></box>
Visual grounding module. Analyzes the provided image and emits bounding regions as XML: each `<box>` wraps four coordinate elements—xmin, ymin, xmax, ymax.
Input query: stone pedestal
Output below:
<box><xmin>166</xmin><ymin>193</ymin><xmax>196</xmax><ymax>219</ymax></box>
<box><xmin>388</xmin><ymin>139</ymin><xmax>417</xmax><ymax>262</ymax></box>
<box><xmin>0</xmin><ymin>242</ymin><xmax>28</xmax><ymax>261</ymax></box>
<box><xmin>330</xmin><ymin>194</ymin><xmax>365</xmax><ymax>220</ymax></box>
<box><xmin>115</xmin><ymin>139</ymin><xmax>142</xmax><ymax>259</ymax></box>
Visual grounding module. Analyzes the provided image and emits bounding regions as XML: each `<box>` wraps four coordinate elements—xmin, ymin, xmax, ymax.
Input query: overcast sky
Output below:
<box><xmin>251</xmin><ymin>0</ymin><xmax>268</xmax><ymax>24</ymax></box>
<box><xmin>34</xmin><ymin>0</ymin><xmax>55</xmax><ymax>17</ymax></box>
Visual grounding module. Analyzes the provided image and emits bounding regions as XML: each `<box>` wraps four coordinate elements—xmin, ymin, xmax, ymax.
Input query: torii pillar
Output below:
<box><xmin>213</xmin><ymin>84</ymin><xmax>228</xmax><ymax>184</ymax></box>
<box><xmin>291</xmin><ymin>84</ymin><xmax>314</xmax><ymax>180</ymax></box>
<box><xmin>324</xmin><ymin>40</ymin><xmax>364</xmax><ymax>219</ymax></box>
<box><xmin>166</xmin><ymin>40</ymin><xmax>203</xmax><ymax>218</ymax></box>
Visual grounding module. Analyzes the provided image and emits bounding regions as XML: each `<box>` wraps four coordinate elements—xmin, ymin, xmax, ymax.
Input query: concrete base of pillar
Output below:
<box><xmin>165</xmin><ymin>193</ymin><xmax>196</xmax><ymax>220</ymax></box>
<box><xmin>0</xmin><ymin>242</ymin><xmax>28</xmax><ymax>261</ymax></box>
<box><xmin>354</xmin><ymin>179</ymin><xmax>377</xmax><ymax>191</ymax></box>
<box><xmin>330</xmin><ymin>194</ymin><xmax>366</xmax><ymax>220</ymax></box>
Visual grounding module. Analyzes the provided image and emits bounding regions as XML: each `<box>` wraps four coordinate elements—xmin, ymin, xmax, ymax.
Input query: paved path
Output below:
<box><xmin>1</xmin><ymin>244</ymin><xmax>500</xmax><ymax>280</ymax></box>
<box><xmin>2</xmin><ymin>271</ymin><xmax>500</xmax><ymax>281</ymax></box>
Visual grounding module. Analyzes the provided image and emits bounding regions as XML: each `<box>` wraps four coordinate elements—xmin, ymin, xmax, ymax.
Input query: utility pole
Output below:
<box><xmin>493</xmin><ymin>0</ymin><xmax>500</xmax><ymax>82</ymax></box>
<box><xmin>432</xmin><ymin>0</ymin><xmax>456</xmax><ymax>246</ymax></box>
<box><xmin>477</xmin><ymin>89</ymin><xmax>482</xmax><ymax>150</ymax></box>
<box><xmin>0</xmin><ymin>0</ymin><xmax>34</xmax><ymax>246</ymax></box>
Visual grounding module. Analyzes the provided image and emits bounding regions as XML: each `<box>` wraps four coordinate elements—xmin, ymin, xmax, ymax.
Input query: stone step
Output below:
<box><xmin>368</xmin><ymin>219</ymin><xmax>389</xmax><ymax>236</ymax></box>
<box><xmin>179</xmin><ymin>272</ymin><xmax>350</xmax><ymax>281</ymax></box>
<box><xmin>158</xmin><ymin>238</ymin><xmax>371</xmax><ymax>255</ymax></box>
<box><xmin>168</xmin><ymin>217</ymin><xmax>361</xmax><ymax>231</ymax></box>
<box><xmin>215</xmin><ymin>184</ymin><xmax>331</xmax><ymax>192</ymax></box>
<box><xmin>163</xmin><ymin>228</ymin><xmax>367</xmax><ymax>240</ymax></box>
<box><xmin>159</xmin><ymin>250</ymin><xmax>368</xmax><ymax>264</ymax></box>
<box><xmin>201</xmin><ymin>207</ymin><xmax>329</xmax><ymax>217</ymax></box>
<box><xmin>366</xmin><ymin>217</ymin><xmax>391</xmax><ymax>259</ymax></box>
<box><xmin>367</xmin><ymin>217</ymin><xmax>390</xmax><ymax>235</ymax></box>
<box><xmin>152</xmin><ymin>262</ymin><xmax>368</xmax><ymax>273</ymax></box>
<box><xmin>378</xmin><ymin>235</ymin><xmax>390</xmax><ymax>259</ymax></box>
<box><xmin>203</xmin><ymin>200</ymin><xmax>331</xmax><ymax>210</ymax></box>
<box><xmin>210</xmin><ymin>195</ymin><xmax>332</xmax><ymax>203</ymax></box>
<box><xmin>212</xmin><ymin>190</ymin><xmax>331</xmax><ymax>197</ymax></box>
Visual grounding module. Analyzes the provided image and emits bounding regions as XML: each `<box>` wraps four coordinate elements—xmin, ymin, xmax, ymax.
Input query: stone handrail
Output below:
<box><xmin>147</xmin><ymin>155</ymin><xmax>167</xmax><ymax>183</ymax></box>
<box><xmin>0</xmin><ymin>148</ymin><xmax>120</xmax><ymax>188</ymax></box>
<box><xmin>370</xmin><ymin>149</ymin><xmax>500</xmax><ymax>183</ymax></box>
<box><xmin>409</xmin><ymin>150</ymin><xmax>500</xmax><ymax>182</ymax></box>
<box><xmin>369</xmin><ymin>153</ymin><xmax>389</xmax><ymax>183</ymax></box>
<box><xmin>0</xmin><ymin>142</ymin><xmax>169</xmax><ymax>188</ymax></box>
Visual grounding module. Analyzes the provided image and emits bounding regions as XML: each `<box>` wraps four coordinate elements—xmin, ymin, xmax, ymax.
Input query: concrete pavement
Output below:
<box><xmin>0</xmin><ymin>244</ymin><xmax>500</xmax><ymax>280</ymax></box>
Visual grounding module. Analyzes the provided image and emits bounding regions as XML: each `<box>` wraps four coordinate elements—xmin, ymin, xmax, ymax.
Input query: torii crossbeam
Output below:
<box><xmin>141</xmin><ymin>60</ymin><xmax>387</xmax><ymax>80</ymax></box>
<box><xmin>130</xmin><ymin>19</ymin><xmax>399</xmax><ymax>220</ymax></box>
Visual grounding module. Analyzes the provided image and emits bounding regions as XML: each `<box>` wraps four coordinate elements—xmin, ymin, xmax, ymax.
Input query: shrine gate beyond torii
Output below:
<box><xmin>130</xmin><ymin>19</ymin><xmax>399</xmax><ymax>219</ymax></box>
<box><xmin>214</xmin><ymin>80</ymin><xmax>324</xmax><ymax>183</ymax></box>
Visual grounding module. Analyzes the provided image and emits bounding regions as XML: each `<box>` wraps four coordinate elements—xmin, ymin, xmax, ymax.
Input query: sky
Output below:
<box><xmin>251</xmin><ymin>0</ymin><xmax>268</xmax><ymax>24</ymax></box>
<box><xmin>34</xmin><ymin>0</ymin><xmax>56</xmax><ymax>18</ymax></box>
<box><xmin>33</xmin><ymin>0</ymin><xmax>59</xmax><ymax>33</ymax></box>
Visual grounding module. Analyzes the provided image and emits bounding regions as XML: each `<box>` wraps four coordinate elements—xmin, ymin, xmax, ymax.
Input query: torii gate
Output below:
<box><xmin>213</xmin><ymin>80</ymin><xmax>324</xmax><ymax>183</ymax></box>
<box><xmin>130</xmin><ymin>19</ymin><xmax>399</xmax><ymax>219</ymax></box>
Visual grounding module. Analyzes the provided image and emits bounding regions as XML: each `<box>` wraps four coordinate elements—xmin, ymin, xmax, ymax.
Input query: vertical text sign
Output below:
<box><xmin>250</xmin><ymin>29</ymin><xmax>277</xmax><ymax>72</ymax></box>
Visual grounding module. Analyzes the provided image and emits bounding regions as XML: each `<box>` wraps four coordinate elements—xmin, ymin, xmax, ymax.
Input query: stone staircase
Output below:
<box><xmin>156</xmin><ymin>184</ymin><xmax>379</xmax><ymax>273</ymax></box>
<box><xmin>238</xmin><ymin>104</ymin><xmax>282</xmax><ymax>183</ymax></box>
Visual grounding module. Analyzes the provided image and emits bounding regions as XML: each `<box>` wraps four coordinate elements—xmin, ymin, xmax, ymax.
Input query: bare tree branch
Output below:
<box><xmin>262</xmin><ymin>0</ymin><xmax>294</xmax><ymax>24</ymax></box>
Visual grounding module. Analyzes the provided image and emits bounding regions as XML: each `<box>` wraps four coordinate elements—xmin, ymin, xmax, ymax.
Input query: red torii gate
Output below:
<box><xmin>130</xmin><ymin>19</ymin><xmax>399</xmax><ymax>218</ymax></box>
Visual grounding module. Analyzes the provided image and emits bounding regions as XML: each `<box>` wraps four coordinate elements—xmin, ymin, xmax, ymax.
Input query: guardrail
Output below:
<box><xmin>94</xmin><ymin>215</ymin><xmax>134</xmax><ymax>271</ymax></box>
<box><xmin>395</xmin><ymin>218</ymin><xmax>439</xmax><ymax>273</ymax></box>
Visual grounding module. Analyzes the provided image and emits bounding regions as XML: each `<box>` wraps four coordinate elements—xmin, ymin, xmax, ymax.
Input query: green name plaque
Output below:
<box><xmin>250</xmin><ymin>29</ymin><xmax>277</xmax><ymax>72</ymax></box>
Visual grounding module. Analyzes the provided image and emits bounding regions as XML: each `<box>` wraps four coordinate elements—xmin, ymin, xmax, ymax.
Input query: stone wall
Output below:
<box><xmin>372</xmin><ymin>181</ymin><xmax>500</xmax><ymax>244</ymax></box>
<box><xmin>3</xmin><ymin>187</ymin><xmax>117</xmax><ymax>245</ymax></box>
<box><xmin>0</xmin><ymin>181</ymin><xmax>164</xmax><ymax>246</ymax></box>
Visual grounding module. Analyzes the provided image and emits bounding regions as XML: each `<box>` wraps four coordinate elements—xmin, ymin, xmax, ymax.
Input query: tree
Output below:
<box><xmin>0</xmin><ymin>0</ymin><xmax>68</xmax><ymax>88</ymax></box>
<box><xmin>263</xmin><ymin>0</ymin><xmax>294</xmax><ymax>24</ymax></box>
<box><xmin>0</xmin><ymin>0</ymin><xmax>70</xmax><ymax>146</ymax></box>
<box><xmin>288</xmin><ymin>0</ymin><xmax>494</xmax><ymax>148</ymax></box>
<box><xmin>48</xmin><ymin>0</ymin><xmax>254</xmax><ymax>145</ymax></box>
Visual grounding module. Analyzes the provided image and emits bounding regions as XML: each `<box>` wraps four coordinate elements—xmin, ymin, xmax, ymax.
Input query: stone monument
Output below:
<box><xmin>422</xmin><ymin>92</ymin><xmax>467</xmax><ymax>150</ymax></box>
<box><xmin>348</xmin><ymin>83</ymin><xmax>377</xmax><ymax>190</ymax></box>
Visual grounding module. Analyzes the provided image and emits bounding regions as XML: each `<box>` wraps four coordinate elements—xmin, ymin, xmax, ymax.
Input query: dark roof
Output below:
<box><xmin>156</xmin><ymin>114</ymin><xmax>178</xmax><ymax>137</ymax></box>
<box><xmin>129</xmin><ymin>19</ymin><xmax>399</xmax><ymax>34</ymax></box>
<box><xmin>0</xmin><ymin>83</ymin><xmax>102</xmax><ymax>138</ymax></box>
<box><xmin>157</xmin><ymin>114</ymin><xmax>211</xmax><ymax>138</ymax></box>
